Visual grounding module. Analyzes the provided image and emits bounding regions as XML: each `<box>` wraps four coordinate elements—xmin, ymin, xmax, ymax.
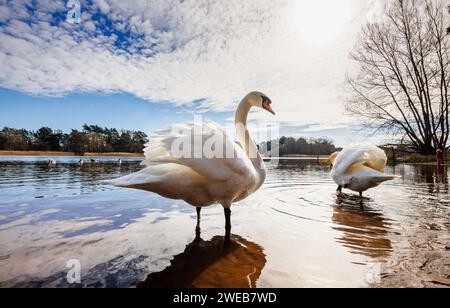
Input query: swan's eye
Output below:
<box><xmin>261</xmin><ymin>95</ymin><xmax>272</xmax><ymax>105</ymax></box>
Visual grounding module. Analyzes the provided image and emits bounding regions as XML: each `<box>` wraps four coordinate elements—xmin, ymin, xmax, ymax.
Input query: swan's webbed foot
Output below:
<box><xmin>224</xmin><ymin>208</ymin><xmax>231</xmax><ymax>242</ymax></box>
<box><xmin>336</xmin><ymin>185</ymin><xmax>344</xmax><ymax>197</ymax></box>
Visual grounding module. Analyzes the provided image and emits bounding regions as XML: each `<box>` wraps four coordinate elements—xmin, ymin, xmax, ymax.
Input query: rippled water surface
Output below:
<box><xmin>0</xmin><ymin>156</ymin><xmax>449</xmax><ymax>288</ymax></box>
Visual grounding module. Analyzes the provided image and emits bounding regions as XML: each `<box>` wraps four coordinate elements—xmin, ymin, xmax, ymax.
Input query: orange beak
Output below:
<box><xmin>262</xmin><ymin>101</ymin><xmax>275</xmax><ymax>115</ymax></box>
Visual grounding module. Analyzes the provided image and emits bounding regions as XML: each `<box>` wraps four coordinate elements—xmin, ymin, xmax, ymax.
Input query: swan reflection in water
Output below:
<box><xmin>137</xmin><ymin>226</ymin><xmax>266</xmax><ymax>288</ymax></box>
<box><xmin>332</xmin><ymin>194</ymin><xmax>392</xmax><ymax>259</ymax></box>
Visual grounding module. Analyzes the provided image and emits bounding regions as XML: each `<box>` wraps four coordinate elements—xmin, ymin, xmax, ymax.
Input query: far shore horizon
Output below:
<box><xmin>0</xmin><ymin>151</ymin><xmax>144</xmax><ymax>157</ymax></box>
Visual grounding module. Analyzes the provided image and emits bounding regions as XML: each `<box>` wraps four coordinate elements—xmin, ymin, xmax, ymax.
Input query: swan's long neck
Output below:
<box><xmin>235</xmin><ymin>99</ymin><xmax>263</xmax><ymax>166</ymax></box>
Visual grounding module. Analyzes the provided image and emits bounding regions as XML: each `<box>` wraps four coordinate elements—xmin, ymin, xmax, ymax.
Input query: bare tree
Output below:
<box><xmin>347</xmin><ymin>0</ymin><xmax>449</xmax><ymax>154</ymax></box>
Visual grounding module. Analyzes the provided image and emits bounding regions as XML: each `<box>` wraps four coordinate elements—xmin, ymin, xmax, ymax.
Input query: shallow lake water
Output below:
<box><xmin>0</xmin><ymin>156</ymin><xmax>449</xmax><ymax>288</ymax></box>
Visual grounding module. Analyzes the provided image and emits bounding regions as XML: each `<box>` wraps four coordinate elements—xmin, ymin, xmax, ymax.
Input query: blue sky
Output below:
<box><xmin>0</xmin><ymin>0</ymin><xmax>387</xmax><ymax>146</ymax></box>
<box><xmin>0</xmin><ymin>88</ymin><xmax>231</xmax><ymax>133</ymax></box>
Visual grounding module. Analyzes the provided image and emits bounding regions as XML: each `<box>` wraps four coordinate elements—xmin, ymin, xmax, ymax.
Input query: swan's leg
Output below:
<box><xmin>224</xmin><ymin>208</ymin><xmax>231</xmax><ymax>241</ymax></box>
<box><xmin>195</xmin><ymin>223</ymin><xmax>201</xmax><ymax>242</ymax></box>
<box><xmin>195</xmin><ymin>207</ymin><xmax>201</xmax><ymax>240</ymax></box>
<box><xmin>359</xmin><ymin>192</ymin><xmax>363</xmax><ymax>198</ymax></box>
<box><xmin>196</xmin><ymin>207</ymin><xmax>201</xmax><ymax>222</ymax></box>
<box><xmin>337</xmin><ymin>185</ymin><xmax>342</xmax><ymax>193</ymax></box>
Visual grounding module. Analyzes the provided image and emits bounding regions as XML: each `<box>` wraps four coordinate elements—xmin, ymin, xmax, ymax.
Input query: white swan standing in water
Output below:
<box><xmin>330</xmin><ymin>143</ymin><xmax>397</xmax><ymax>197</ymax></box>
<box><xmin>105</xmin><ymin>92</ymin><xmax>275</xmax><ymax>236</ymax></box>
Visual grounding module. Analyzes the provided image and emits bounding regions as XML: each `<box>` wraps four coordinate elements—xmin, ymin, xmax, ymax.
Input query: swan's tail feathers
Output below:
<box><xmin>102</xmin><ymin>168</ymin><xmax>163</xmax><ymax>188</ymax></box>
<box><xmin>373</xmin><ymin>175</ymin><xmax>400</xmax><ymax>184</ymax></box>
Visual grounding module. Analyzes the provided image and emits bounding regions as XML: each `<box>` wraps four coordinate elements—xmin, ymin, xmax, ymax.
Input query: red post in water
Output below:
<box><xmin>436</xmin><ymin>149</ymin><xmax>444</xmax><ymax>166</ymax></box>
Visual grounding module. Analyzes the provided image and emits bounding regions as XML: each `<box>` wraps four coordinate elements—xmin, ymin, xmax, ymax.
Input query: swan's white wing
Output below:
<box><xmin>359</xmin><ymin>143</ymin><xmax>388</xmax><ymax>172</ymax></box>
<box><xmin>332</xmin><ymin>148</ymin><xmax>367</xmax><ymax>176</ymax></box>
<box><xmin>104</xmin><ymin>120</ymin><xmax>259</xmax><ymax>207</ymax></box>
<box><xmin>105</xmin><ymin>122</ymin><xmax>265</xmax><ymax>207</ymax></box>
<box><xmin>141</xmin><ymin>120</ymin><xmax>254</xmax><ymax>182</ymax></box>
<box><xmin>333</xmin><ymin>143</ymin><xmax>387</xmax><ymax>175</ymax></box>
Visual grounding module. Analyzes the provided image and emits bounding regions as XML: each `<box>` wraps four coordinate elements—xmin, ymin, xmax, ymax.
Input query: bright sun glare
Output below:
<box><xmin>293</xmin><ymin>0</ymin><xmax>353</xmax><ymax>43</ymax></box>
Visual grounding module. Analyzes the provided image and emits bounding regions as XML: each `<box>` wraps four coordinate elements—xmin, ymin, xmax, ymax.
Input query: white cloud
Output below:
<box><xmin>300</xmin><ymin>123</ymin><xmax>349</xmax><ymax>133</ymax></box>
<box><xmin>0</xmin><ymin>0</ymin><xmax>373</xmax><ymax>126</ymax></box>
<box><xmin>94</xmin><ymin>0</ymin><xmax>110</xmax><ymax>14</ymax></box>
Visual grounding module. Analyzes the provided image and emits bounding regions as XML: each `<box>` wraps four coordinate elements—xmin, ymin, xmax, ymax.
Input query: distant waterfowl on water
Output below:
<box><xmin>105</xmin><ymin>92</ymin><xmax>275</xmax><ymax>238</ymax></box>
<box><xmin>330</xmin><ymin>143</ymin><xmax>398</xmax><ymax>197</ymax></box>
<box><xmin>48</xmin><ymin>160</ymin><xmax>56</xmax><ymax>166</ymax></box>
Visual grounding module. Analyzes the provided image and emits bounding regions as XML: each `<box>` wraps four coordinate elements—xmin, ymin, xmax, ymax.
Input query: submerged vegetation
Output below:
<box><xmin>0</xmin><ymin>125</ymin><xmax>148</xmax><ymax>156</ymax></box>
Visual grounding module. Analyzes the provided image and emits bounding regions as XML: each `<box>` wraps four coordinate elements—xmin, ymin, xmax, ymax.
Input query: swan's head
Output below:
<box><xmin>245</xmin><ymin>91</ymin><xmax>275</xmax><ymax>115</ymax></box>
<box><xmin>329</xmin><ymin>151</ymin><xmax>340</xmax><ymax>168</ymax></box>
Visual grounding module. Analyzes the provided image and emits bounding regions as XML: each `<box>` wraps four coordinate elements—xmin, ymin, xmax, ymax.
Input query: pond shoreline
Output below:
<box><xmin>0</xmin><ymin>151</ymin><xmax>144</xmax><ymax>157</ymax></box>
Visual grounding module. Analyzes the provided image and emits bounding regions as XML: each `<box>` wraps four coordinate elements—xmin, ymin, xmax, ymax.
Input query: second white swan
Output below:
<box><xmin>330</xmin><ymin>143</ymin><xmax>397</xmax><ymax>197</ymax></box>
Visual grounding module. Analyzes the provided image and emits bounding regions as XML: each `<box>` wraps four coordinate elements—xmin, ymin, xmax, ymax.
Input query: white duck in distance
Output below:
<box><xmin>105</xmin><ymin>92</ymin><xmax>275</xmax><ymax>238</ymax></box>
<box><xmin>330</xmin><ymin>143</ymin><xmax>397</xmax><ymax>197</ymax></box>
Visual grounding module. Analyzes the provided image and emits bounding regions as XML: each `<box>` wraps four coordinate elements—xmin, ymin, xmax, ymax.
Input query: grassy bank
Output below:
<box><xmin>0</xmin><ymin>151</ymin><xmax>144</xmax><ymax>157</ymax></box>
<box><xmin>269</xmin><ymin>154</ymin><xmax>440</xmax><ymax>165</ymax></box>
<box><xmin>394</xmin><ymin>154</ymin><xmax>439</xmax><ymax>164</ymax></box>
<box><xmin>376</xmin><ymin>154</ymin><xmax>443</xmax><ymax>164</ymax></box>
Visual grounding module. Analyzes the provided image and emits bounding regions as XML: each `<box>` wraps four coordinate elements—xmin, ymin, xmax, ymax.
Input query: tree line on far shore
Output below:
<box><xmin>1</xmin><ymin>124</ymin><xmax>338</xmax><ymax>157</ymax></box>
<box><xmin>0</xmin><ymin>124</ymin><xmax>149</xmax><ymax>155</ymax></box>
<box><xmin>260</xmin><ymin>136</ymin><xmax>338</xmax><ymax>156</ymax></box>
